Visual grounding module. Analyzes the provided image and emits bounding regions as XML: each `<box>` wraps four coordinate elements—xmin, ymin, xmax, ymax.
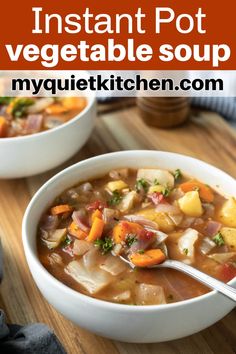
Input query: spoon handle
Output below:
<box><xmin>159</xmin><ymin>259</ymin><xmax>236</xmax><ymax>302</ymax></box>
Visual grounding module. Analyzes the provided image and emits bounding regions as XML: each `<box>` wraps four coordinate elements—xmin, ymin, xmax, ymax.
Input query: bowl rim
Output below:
<box><xmin>0</xmin><ymin>73</ymin><xmax>96</xmax><ymax>143</ymax></box>
<box><xmin>22</xmin><ymin>150</ymin><xmax>236</xmax><ymax>312</ymax></box>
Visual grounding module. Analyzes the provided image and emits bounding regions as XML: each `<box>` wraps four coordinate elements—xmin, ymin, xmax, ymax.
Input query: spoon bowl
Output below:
<box><xmin>120</xmin><ymin>254</ymin><xmax>236</xmax><ymax>302</ymax></box>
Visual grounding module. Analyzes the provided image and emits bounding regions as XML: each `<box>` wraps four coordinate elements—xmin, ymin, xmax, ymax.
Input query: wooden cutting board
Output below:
<box><xmin>0</xmin><ymin>104</ymin><xmax>236</xmax><ymax>354</ymax></box>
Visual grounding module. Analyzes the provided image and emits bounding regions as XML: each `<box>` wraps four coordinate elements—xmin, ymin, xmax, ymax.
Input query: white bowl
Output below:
<box><xmin>0</xmin><ymin>84</ymin><xmax>96</xmax><ymax>179</ymax></box>
<box><xmin>22</xmin><ymin>151</ymin><xmax>236</xmax><ymax>343</ymax></box>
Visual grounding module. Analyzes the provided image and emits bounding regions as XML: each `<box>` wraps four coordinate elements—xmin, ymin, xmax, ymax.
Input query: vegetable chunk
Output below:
<box><xmin>180</xmin><ymin>180</ymin><xmax>214</xmax><ymax>203</ymax></box>
<box><xmin>130</xmin><ymin>249</ymin><xmax>166</xmax><ymax>267</ymax></box>
<box><xmin>178</xmin><ymin>191</ymin><xmax>203</xmax><ymax>217</ymax></box>
<box><xmin>218</xmin><ymin>198</ymin><xmax>236</xmax><ymax>227</ymax></box>
<box><xmin>42</xmin><ymin>228</ymin><xmax>67</xmax><ymax>249</ymax></box>
<box><xmin>87</xmin><ymin>217</ymin><xmax>105</xmax><ymax>242</ymax></box>
<box><xmin>178</xmin><ymin>228</ymin><xmax>198</xmax><ymax>261</ymax></box>
<box><xmin>137</xmin><ymin>169</ymin><xmax>174</xmax><ymax>187</ymax></box>
<box><xmin>65</xmin><ymin>260</ymin><xmax>112</xmax><ymax>294</ymax></box>
<box><xmin>0</xmin><ymin>117</ymin><xmax>8</xmax><ymax>137</ymax></box>
<box><xmin>51</xmin><ymin>204</ymin><xmax>73</xmax><ymax>215</ymax></box>
<box><xmin>107</xmin><ymin>180</ymin><xmax>128</xmax><ymax>192</ymax></box>
<box><xmin>135</xmin><ymin>283</ymin><xmax>166</xmax><ymax>305</ymax></box>
<box><xmin>220</xmin><ymin>227</ymin><xmax>236</xmax><ymax>251</ymax></box>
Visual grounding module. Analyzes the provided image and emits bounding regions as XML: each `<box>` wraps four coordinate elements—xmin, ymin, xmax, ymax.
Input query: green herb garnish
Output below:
<box><xmin>138</xmin><ymin>249</ymin><xmax>145</xmax><ymax>254</ymax></box>
<box><xmin>11</xmin><ymin>98</ymin><xmax>34</xmax><ymax>117</ymax></box>
<box><xmin>162</xmin><ymin>187</ymin><xmax>171</xmax><ymax>197</ymax></box>
<box><xmin>0</xmin><ymin>97</ymin><xmax>13</xmax><ymax>105</ymax></box>
<box><xmin>94</xmin><ymin>237</ymin><xmax>114</xmax><ymax>254</ymax></box>
<box><xmin>183</xmin><ymin>248</ymin><xmax>189</xmax><ymax>255</ymax></box>
<box><xmin>213</xmin><ymin>232</ymin><xmax>225</xmax><ymax>246</ymax></box>
<box><xmin>154</xmin><ymin>179</ymin><xmax>160</xmax><ymax>185</ymax></box>
<box><xmin>108</xmin><ymin>190</ymin><xmax>123</xmax><ymax>206</ymax></box>
<box><xmin>126</xmin><ymin>233</ymin><xmax>137</xmax><ymax>247</ymax></box>
<box><xmin>135</xmin><ymin>178</ymin><xmax>148</xmax><ymax>193</ymax></box>
<box><xmin>173</xmin><ymin>169</ymin><xmax>182</xmax><ymax>180</ymax></box>
<box><xmin>63</xmin><ymin>236</ymin><xmax>72</xmax><ymax>247</ymax></box>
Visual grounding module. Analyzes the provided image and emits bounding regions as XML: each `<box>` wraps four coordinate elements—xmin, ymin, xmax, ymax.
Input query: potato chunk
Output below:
<box><xmin>221</xmin><ymin>227</ymin><xmax>236</xmax><ymax>251</ymax></box>
<box><xmin>178</xmin><ymin>191</ymin><xmax>203</xmax><ymax>217</ymax></box>
<box><xmin>135</xmin><ymin>208</ymin><xmax>175</xmax><ymax>232</ymax></box>
<box><xmin>218</xmin><ymin>198</ymin><xmax>236</xmax><ymax>227</ymax></box>
<box><xmin>107</xmin><ymin>180</ymin><xmax>128</xmax><ymax>192</ymax></box>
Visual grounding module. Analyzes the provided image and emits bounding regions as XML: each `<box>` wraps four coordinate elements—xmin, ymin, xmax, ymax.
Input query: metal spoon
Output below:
<box><xmin>120</xmin><ymin>253</ymin><xmax>236</xmax><ymax>302</ymax></box>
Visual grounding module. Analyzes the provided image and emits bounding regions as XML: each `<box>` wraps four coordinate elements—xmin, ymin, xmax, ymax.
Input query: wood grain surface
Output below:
<box><xmin>0</xmin><ymin>103</ymin><xmax>236</xmax><ymax>354</ymax></box>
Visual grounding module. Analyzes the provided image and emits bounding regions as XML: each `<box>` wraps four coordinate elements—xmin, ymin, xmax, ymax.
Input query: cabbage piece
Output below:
<box><xmin>100</xmin><ymin>255</ymin><xmax>127</xmax><ymax>275</ymax></box>
<box><xmin>73</xmin><ymin>240</ymin><xmax>93</xmax><ymax>256</ymax></box>
<box><xmin>65</xmin><ymin>259</ymin><xmax>113</xmax><ymax>294</ymax></box>
<box><xmin>117</xmin><ymin>191</ymin><xmax>138</xmax><ymax>212</ymax></box>
<box><xmin>178</xmin><ymin>228</ymin><xmax>198</xmax><ymax>261</ymax></box>
<box><xmin>135</xmin><ymin>283</ymin><xmax>166</xmax><ymax>305</ymax></box>
<box><xmin>42</xmin><ymin>228</ymin><xmax>67</xmax><ymax>249</ymax></box>
<box><xmin>83</xmin><ymin>247</ymin><xmax>104</xmax><ymax>270</ymax></box>
<box><xmin>112</xmin><ymin>290</ymin><xmax>131</xmax><ymax>302</ymax></box>
<box><xmin>137</xmin><ymin>169</ymin><xmax>174</xmax><ymax>188</ymax></box>
<box><xmin>200</xmin><ymin>237</ymin><xmax>216</xmax><ymax>255</ymax></box>
<box><xmin>27</xmin><ymin>98</ymin><xmax>54</xmax><ymax>113</ymax></box>
<box><xmin>208</xmin><ymin>252</ymin><xmax>236</xmax><ymax>264</ymax></box>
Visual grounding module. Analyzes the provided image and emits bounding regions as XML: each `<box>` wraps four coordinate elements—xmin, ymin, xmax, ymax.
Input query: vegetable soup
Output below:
<box><xmin>0</xmin><ymin>97</ymin><xmax>86</xmax><ymax>137</ymax></box>
<box><xmin>37</xmin><ymin>168</ymin><xmax>236</xmax><ymax>305</ymax></box>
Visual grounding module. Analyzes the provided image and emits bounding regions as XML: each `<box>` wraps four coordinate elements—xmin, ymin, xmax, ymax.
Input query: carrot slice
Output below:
<box><xmin>0</xmin><ymin>116</ymin><xmax>8</xmax><ymax>137</ymax></box>
<box><xmin>180</xmin><ymin>180</ymin><xmax>214</xmax><ymax>203</ymax></box>
<box><xmin>130</xmin><ymin>249</ymin><xmax>166</xmax><ymax>267</ymax></box>
<box><xmin>68</xmin><ymin>221</ymin><xmax>87</xmax><ymax>239</ymax></box>
<box><xmin>91</xmin><ymin>209</ymin><xmax>102</xmax><ymax>223</ymax></box>
<box><xmin>112</xmin><ymin>221</ymin><xmax>143</xmax><ymax>244</ymax></box>
<box><xmin>51</xmin><ymin>204</ymin><xmax>73</xmax><ymax>215</ymax></box>
<box><xmin>87</xmin><ymin>217</ymin><xmax>105</xmax><ymax>242</ymax></box>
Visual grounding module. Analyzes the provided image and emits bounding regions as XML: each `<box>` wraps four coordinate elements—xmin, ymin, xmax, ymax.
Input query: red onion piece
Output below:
<box><xmin>72</xmin><ymin>210</ymin><xmax>90</xmax><ymax>232</ymax></box>
<box><xmin>40</xmin><ymin>214</ymin><xmax>59</xmax><ymax>231</ymax></box>
<box><xmin>124</xmin><ymin>215</ymin><xmax>158</xmax><ymax>229</ymax></box>
<box><xmin>25</xmin><ymin>114</ymin><xmax>43</xmax><ymax>133</ymax></box>
<box><xmin>204</xmin><ymin>220</ymin><xmax>222</xmax><ymax>237</ymax></box>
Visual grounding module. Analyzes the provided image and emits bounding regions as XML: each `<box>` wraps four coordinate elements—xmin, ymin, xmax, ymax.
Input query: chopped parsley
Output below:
<box><xmin>173</xmin><ymin>169</ymin><xmax>182</xmax><ymax>180</ymax></box>
<box><xmin>126</xmin><ymin>233</ymin><xmax>137</xmax><ymax>247</ymax></box>
<box><xmin>135</xmin><ymin>178</ymin><xmax>148</xmax><ymax>193</ymax></box>
<box><xmin>94</xmin><ymin>237</ymin><xmax>114</xmax><ymax>254</ymax></box>
<box><xmin>162</xmin><ymin>187</ymin><xmax>171</xmax><ymax>197</ymax></box>
<box><xmin>138</xmin><ymin>249</ymin><xmax>145</xmax><ymax>254</ymax></box>
<box><xmin>63</xmin><ymin>236</ymin><xmax>72</xmax><ymax>247</ymax></box>
<box><xmin>154</xmin><ymin>179</ymin><xmax>160</xmax><ymax>185</ymax></box>
<box><xmin>183</xmin><ymin>248</ymin><xmax>189</xmax><ymax>255</ymax></box>
<box><xmin>0</xmin><ymin>97</ymin><xmax>13</xmax><ymax>105</ymax></box>
<box><xmin>213</xmin><ymin>232</ymin><xmax>225</xmax><ymax>246</ymax></box>
<box><xmin>11</xmin><ymin>98</ymin><xmax>34</xmax><ymax>118</ymax></box>
<box><xmin>108</xmin><ymin>190</ymin><xmax>123</xmax><ymax>206</ymax></box>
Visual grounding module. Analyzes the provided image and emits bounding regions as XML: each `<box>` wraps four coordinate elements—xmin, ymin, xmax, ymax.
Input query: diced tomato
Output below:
<box><xmin>218</xmin><ymin>263</ymin><xmax>236</xmax><ymax>282</ymax></box>
<box><xmin>143</xmin><ymin>230</ymin><xmax>155</xmax><ymax>240</ymax></box>
<box><xmin>86</xmin><ymin>200</ymin><xmax>107</xmax><ymax>211</ymax></box>
<box><xmin>148</xmin><ymin>192</ymin><xmax>165</xmax><ymax>205</ymax></box>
